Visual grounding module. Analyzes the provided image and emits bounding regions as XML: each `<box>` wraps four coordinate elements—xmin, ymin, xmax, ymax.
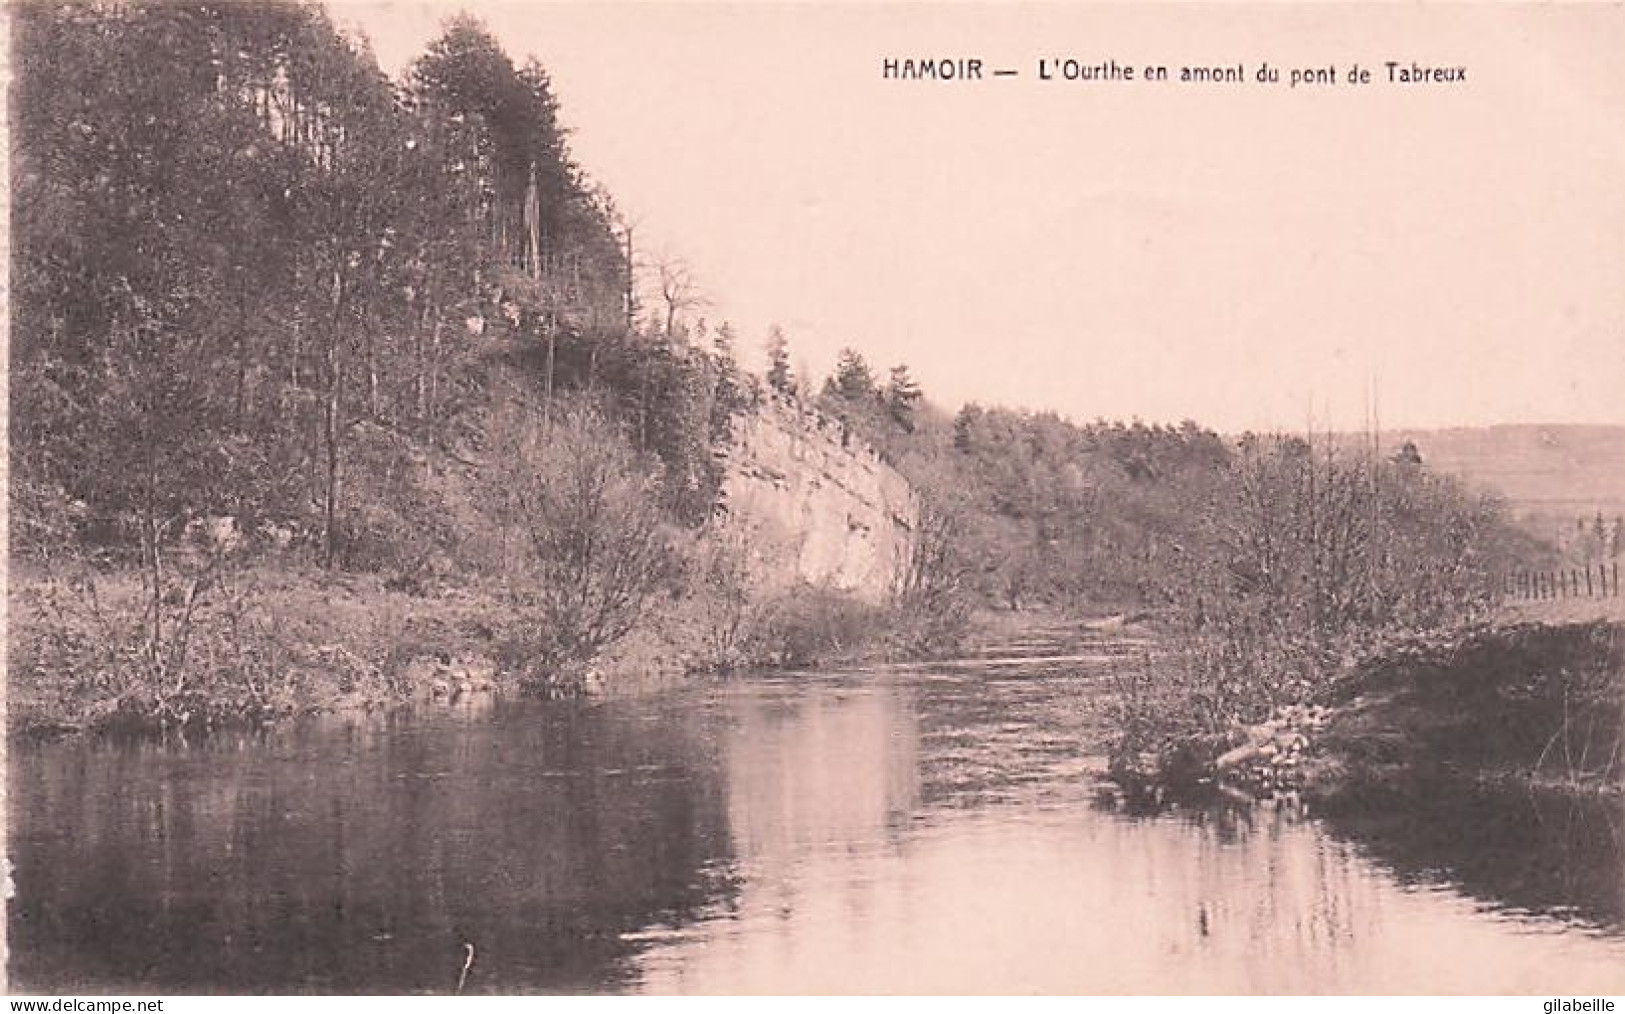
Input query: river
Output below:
<box><xmin>10</xmin><ymin>623</ymin><xmax>1625</xmax><ymax>994</ymax></box>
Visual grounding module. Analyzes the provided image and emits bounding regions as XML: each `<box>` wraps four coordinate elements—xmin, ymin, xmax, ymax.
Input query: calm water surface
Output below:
<box><xmin>11</xmin><ymin>628</ymin><xmax>1625</xmax><ymax>994</ymax></box>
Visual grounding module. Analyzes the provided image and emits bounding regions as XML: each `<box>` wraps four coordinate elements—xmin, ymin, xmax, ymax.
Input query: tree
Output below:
<box><xmin>765</xmin><ymin>326</ymin><xmax>795</xmax><ymax>396</ymax></box>
<box><xmin>884</xmin><ymin>364</ymin><xmax>923</xmax><ymax>433</ymax></box>
<box><xmin>952</xmin><ymin>404</ymin><xmax>983</xmax><ymax>453</ymax></box>
<box><xmin>829</xmin><ymin>347</ymin><xmax>875</xmax><ymax>402</ymax></box>
<box><xmin>709</xmin><ymin>321</ymin><xmax>748</xmax><ymax>441</ymax></box>
<box><xmin>651</xmin><ymin>254</ymin><xmax>708</xmax><ymax>339</ymax></box>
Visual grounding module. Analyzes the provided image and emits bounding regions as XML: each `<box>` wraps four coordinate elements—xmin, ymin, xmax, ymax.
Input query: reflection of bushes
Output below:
<box><xmin>1323</xmin><ymin>779</ymin><xmax>1624</xmax><ymax>929</ymax></box>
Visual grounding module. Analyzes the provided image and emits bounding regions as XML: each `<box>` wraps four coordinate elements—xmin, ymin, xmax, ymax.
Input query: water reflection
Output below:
<box><xmin>1320</xmin><ymin>783</ymin><xmax>1625</xmax><ymax>930</ymax></box>
<box><xmin>638</xmin><ymin>790</ymin><xmax>1625</xmax><ymax>995</ymax></box>
<box><xmin>10</xmin><ymin>645</ymin><xmax>1625</xmax><ymax>994</ymax></box>
<box><xmin>10</xmin><ymin>699</ymin><xmax>732</xmax><ymax>993</ymax></box>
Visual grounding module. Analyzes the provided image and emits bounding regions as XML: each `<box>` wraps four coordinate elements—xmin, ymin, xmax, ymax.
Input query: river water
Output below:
<box><xmin>10</xmin><ymin>625</ymin><xmax>1625</xmax><ymax>994</ymax></box>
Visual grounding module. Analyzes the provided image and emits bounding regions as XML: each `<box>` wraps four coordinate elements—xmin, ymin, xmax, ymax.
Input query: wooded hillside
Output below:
<box><xmin>11</xmin><ymin>1</ymin><xmax>743</xmax><ymax>573</ymax></box>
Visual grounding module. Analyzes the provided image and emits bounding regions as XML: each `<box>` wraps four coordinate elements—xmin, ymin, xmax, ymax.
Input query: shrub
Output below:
<box><xmin>485</xmin><ymin>396</ymin><xmax>677</xmax><ymax>674</ymax></box>
<box><xmin>745</xmin><ymin>584</ymin><xmax>893</xmax><ymax>668</ymax></box>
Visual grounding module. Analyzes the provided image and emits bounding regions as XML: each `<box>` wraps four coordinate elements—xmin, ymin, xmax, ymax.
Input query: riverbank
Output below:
<box><xmin>6</xmin><ymin>560</ymin><xmax>980</xmax><ymax>740</ymax></box>
<box><xmin>8</xmin><ymin>564</ymin><xmax>520</xmax><ymax>737</ymax></box>
<box><xmin>1300</xmin><ymin>619</ymin><xmax>1623</xmax><ymax>802</ymax></box>
<box><xmin>18</xmin><ymin>617</ymin><xmax>1624</xmax><ymax>994</ymax></box>
<box><xmin>1113</xmin><ymin>618</ymin><xmax>1624</xmax><ymax>806</ymax></box>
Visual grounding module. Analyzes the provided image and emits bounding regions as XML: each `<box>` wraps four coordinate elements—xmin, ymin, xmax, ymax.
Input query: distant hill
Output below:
<box><xmin>1367</xmin><ymin>424</ymin><xmax>1625</xmax><ymax>532</ymax></box>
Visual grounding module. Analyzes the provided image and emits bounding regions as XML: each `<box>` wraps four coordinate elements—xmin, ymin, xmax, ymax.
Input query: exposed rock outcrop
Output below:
<box><xmin>719</xmin><ymin>394</ymin><xmax>917</xmax><ymax>601</ymax></box>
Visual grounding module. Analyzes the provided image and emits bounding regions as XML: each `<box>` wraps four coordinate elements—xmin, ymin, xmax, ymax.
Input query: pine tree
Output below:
<box><xmin>765</xmin><ymin>326</ymin><xmax>795</xmax><ymax>396</ymax></box>
<box><xmin>830</xmin><ymin>347</ymin><xmax>875</xmax><ymax>402</ymax></box>
<box><xmin>884</xmin><ymin>364</ymin><xmax>923</xmax><ymax>433</ymax></box>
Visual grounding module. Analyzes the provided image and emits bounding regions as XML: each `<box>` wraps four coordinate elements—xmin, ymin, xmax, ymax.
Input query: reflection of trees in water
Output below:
<box><xmin>1319</xmin><ymin>782</ymin><xmax>1625</xmax><ymax>932</ymax></box>
<box><xmin>1098</xmin><ymin>781</ymin><xmax>1624</xmax><ymax>952</ymax></box>
<box><xmin>722</xmin><ymin>686</ymin><xmax>920</xmax><ymax>861</ymax></box>
<box><xmin>10</xmin><ymin>701</ymin><xmax>735</xmax><ymax>993</ymax></box>
<box><xmin>1085</xmin><ymin>794</ymin><xmax>1387</xmax><ymax>992</ymax></box>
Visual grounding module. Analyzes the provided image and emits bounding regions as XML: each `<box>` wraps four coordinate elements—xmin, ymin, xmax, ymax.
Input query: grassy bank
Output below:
<box><xmin>1300</xmin><ymin>619</ymin><xmax>1623</xmax><ymax>801</ymax></box>
<box><xmin>10</xmin><ymin>564</ymin><xmax>517</xmax><ymax>737</ymax></box>
<box><xmin>7</xmin><ymin>558</ymin><xmax>965</xmax><ymax>740</ymax></box>
<box><xmin>1111</xmin><ymin>619</ymin><xmax>1624</xmax><ymax>804</ymax></box>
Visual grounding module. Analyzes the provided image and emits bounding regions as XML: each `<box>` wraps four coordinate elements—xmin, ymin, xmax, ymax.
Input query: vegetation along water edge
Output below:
<box><xmin>10</xmin><ymin>0</ymin><xmax>1624</xmax><ymax>796</ymax></box>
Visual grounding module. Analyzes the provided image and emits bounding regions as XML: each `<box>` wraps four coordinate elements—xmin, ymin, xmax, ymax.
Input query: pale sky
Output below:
<box><xmin>335</xmin><ymin>1</ymin><xmax>1625</xmax><ymax>432</ymax></box>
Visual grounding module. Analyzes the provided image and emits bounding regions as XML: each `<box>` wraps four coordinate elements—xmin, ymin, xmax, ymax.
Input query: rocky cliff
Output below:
<box><xmin>719</xmin><ymin>394</ymin><xmax>917</xmax><ymax>601</ymax></box>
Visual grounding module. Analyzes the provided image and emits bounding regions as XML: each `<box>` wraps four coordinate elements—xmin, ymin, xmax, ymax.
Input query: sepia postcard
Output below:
<box><xmin>5</xmin><ymin>0</ymin><xmax>1625</xmax><ymax>998</ymax></box>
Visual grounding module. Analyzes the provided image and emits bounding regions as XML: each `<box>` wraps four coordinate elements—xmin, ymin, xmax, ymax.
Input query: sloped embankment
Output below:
<box><xmin>1301</xmin><ymin>620</ymin><xmax>1623</xmax><ymax>802</ymax></box>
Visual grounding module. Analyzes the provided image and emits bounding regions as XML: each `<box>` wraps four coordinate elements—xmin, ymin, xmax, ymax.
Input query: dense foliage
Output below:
<box><xmin>11</xmin><ymin>2</ymin><xmax>744</xmax><ymax>572</ymax></box>
<box><xmin>9</xmin><ymin>2</ymin><xmax>762</xmax><ymax>728</ymax></box>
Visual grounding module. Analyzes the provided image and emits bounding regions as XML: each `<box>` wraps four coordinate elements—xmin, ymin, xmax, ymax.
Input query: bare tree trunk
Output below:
<box><xmin>234</xmin><ymin>301</ymin><xmax>248</xmax><ymax>427</ymax></box>
<box><xmin>143</xmin><ymin>446</ymin><xmax>163</xmax><ymax>677</ymax></box>
<box><xmin>322</xmin><ymin>269</ymin><xmax>344</xmax><ymax>570</ymax></box>
<box><xmin>415</xmin><ymin>306</ymin><xmax>428</xmax><ymax>426</ymax></box>
<box><xmin>366</xmin><ymin>326</ymin><xmax>379</xmax><ymax>419</ymax></box>
<box><xmin>429</xmin><ymin>311</ymin><xmax>443</xmax><ymax>429</ymax></box>
<box><xmin>291</xmin><ymin>316</ymin><xmax>302</xmax><ymax>390</ymax></box>
<box><xmin>544</xmin><ymin>319</ymin><xmax>556</xmax><ymax>431</ymax></box>
<box><xmin>623</xmin><ymin>225</ymin><xmax>636</xmax><ymax>331</ymax></box>
<box><xmin>638</xmin><ymin>364</ymin><xmax>649</xmax><ymax>451</ymax></box>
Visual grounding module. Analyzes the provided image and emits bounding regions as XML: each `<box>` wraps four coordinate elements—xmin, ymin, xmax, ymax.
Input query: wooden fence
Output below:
<box><xmin>1505</xmin><ymin>562</ymin><xmax>1621</xmax><ymax>600</ymax></box>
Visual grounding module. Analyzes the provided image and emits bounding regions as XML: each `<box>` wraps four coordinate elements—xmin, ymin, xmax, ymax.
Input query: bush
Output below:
<box><xmin>1110</xmin><ymin>436</ymin><xmax>1522</xmax><ymax>776</ymax></box>
<box><xmin>485</xmin><ymin>396</ymin><xmax>677</xmax><ymax>674</ymax></box>
<box><xmin>745</xmin><ymin>584</ymin><xmax>894</xmax><ymax>668</ymax></box>
<box><xmin>9</xmin><ymin>556</ymin><xmax>298</xmax><ymax>735</ymax></box>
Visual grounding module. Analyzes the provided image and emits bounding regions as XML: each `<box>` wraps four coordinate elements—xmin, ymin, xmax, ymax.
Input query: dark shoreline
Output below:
<box><xmin>6</xmin><ymin>562</ymin><xmax>997</xmax><ymax>743</ymax></box>
<box><xmin>1112</xmin><ymin>619</ymin><xmax>1624</xmax><ymax>808</ymax></box>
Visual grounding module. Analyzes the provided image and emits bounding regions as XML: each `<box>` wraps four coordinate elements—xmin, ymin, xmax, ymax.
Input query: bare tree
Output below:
<box><xmin>650</xmin><ymin>253</ymin><xmax>710</xmax><ymax>339</ymax></box>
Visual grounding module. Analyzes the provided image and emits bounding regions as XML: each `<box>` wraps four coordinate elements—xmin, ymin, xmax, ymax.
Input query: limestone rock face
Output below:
<box><xmin>719</xmin><ymin>395</ymin><xmax>917</xmax><ymax>601</ymax></box>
